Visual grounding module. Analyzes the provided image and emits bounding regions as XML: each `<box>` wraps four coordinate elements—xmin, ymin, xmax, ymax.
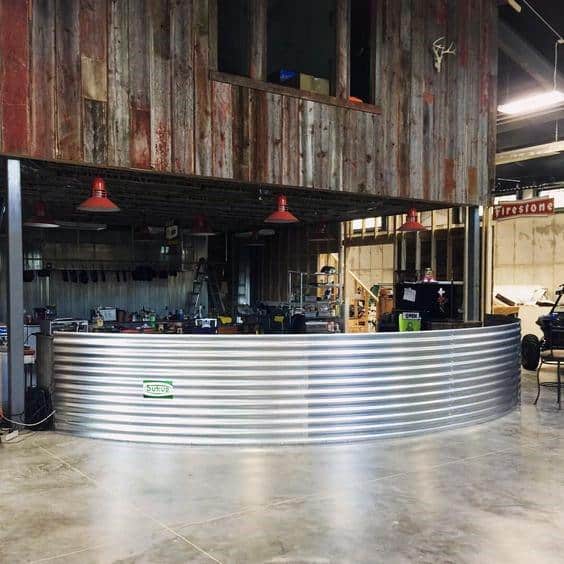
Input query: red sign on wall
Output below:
<box><xmin>493</xmin><ymin>197</ymin><xmax>555</xmax><ymax>221</ymax></box>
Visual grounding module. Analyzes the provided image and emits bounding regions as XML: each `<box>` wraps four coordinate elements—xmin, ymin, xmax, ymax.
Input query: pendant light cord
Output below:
<box><xmin>555</xmin><ymin>40</ymin><xmax>559</xmax><ymax>90</ymax></box>
<box><xmin>556</xmin><ymin>40</ymin><xmax>561</xmax><ymax>141</ymax></box>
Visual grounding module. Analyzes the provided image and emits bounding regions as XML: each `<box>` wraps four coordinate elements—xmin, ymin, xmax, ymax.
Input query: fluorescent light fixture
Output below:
<box><xmin>496</xmin><ymin>141</ymin><xmax>564</xmax><ymax>165</ymax></box>
<box><xmin>498</xmin><ymin>90</ymin><xmax>564</xmax><ymax>115</ymax></box>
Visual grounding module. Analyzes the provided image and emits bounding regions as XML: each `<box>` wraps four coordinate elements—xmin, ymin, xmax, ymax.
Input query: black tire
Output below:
<box><xmin>521</xmin><ymin>334</ymin><xmax>540</xmax><ymax>370</ymax></box>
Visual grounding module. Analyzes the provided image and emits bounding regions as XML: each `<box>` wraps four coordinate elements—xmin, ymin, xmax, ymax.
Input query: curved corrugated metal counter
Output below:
<box><xmin>53</xmin><ymin>321</ymin><xmax>520</xmax><ymax>445</ymax></box>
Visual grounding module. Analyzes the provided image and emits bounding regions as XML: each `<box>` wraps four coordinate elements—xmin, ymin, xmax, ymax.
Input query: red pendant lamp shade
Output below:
<box><xmin>398</xmin><ymin>208</ymin><xmax>427</xmax><ymax>232</ymax></box>
<box><xmin>191</xmin><ymin>214</ymin><xmax>216</xmax><ymax>236</ymax></box>
<box><xmin>77</xmin><ymin>177</ymin><xmax>120</xmax><ymax>212</ymax></box>
<box><xmin>24</xmin><ymin>201</ymin><xmax>59</xmax><ymax>228</ymax></box>
<box><xmin>264</xmin><ymin>194</ymin><xmax>299</xmax><ymax>224</ymax></box>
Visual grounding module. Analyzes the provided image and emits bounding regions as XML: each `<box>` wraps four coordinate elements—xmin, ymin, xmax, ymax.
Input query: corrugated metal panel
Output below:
<box><xmin>53</xmin><ymin>322</ymin><xmax>521</xmax><ymax>445</ymax></box>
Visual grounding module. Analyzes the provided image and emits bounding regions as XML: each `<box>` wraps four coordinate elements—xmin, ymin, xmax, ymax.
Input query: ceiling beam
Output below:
<box><xmin>498</xmin><ymin>20</ymin><xmax>564</xmax><ymax>91</ymax></box>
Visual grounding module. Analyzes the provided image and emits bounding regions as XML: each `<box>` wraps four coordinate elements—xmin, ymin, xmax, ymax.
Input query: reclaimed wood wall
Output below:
<box><xmin>0</xmin><ymin>0</ymin><xmax>497</xmax><ymax>206</ymax></box>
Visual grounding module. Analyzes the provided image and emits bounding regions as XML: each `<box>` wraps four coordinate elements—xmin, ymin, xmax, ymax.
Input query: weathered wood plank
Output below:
<box><xmin>55</xmin><ymin>0</ymin><xmax>82</xmax><ymax>160</ymax></box>
<box><xmin>485</xmin><ymin>0</ymin><xmax>498</xmax><ymax>202</ymax></box>
<box><xmin>281</xmin><ymin>95</ymin><xmax>299</xmax><ymax>186</ymax></box>
<box><xmin>267</xmin><ymin>92</ymin><xmax>283</xmax><ymax>184</ymax></box>
<box><xmin>208</xmin><ymin>0</ymin><xmax>218</xmax><ymax>70</ymax></box>
<box><xmin>312</xmin><ymin>102</ymin><xmax>322</xmax><ymax>189</ymax></box>
<box><xmin>107</xmin><ymin>0</ymin><xmax>130</xmax><ymax>167</ymax></box>
<box><xmin>211</xmin><ymin>80</ymin><xmax>233</xmax><ymax>178</ymax></box>
<box><xmin>31</xmin><ymin>0</ymin><xmax>56</xmax><ymax>158</ymax></box>
<box><xmin>335</xmin><ymin>0</ymin><xmax>350</xmax><ymax>99</ymax></box>
<box><xmin>80</xmin><ymin>0</ymin><xmax>108</xmax><ymax>164</ymax></box>
<box><xmin>211</xmin><ymin>70</ymin><xmax>382</xmax><ymax>115</ymax></box>
<box><xmin>128</xmin><ymin>0</ymin><xmax>151</xmax><ymax>168</ymax></box>
<box><xmin>397</xmin><ymin>0</ymin><xmax>411</xmax><ymax>198</ymax></box>
<box><xmin>80</xmin><ymin>0</ymin><xmax>107</xmax><ymax>60</ymax></box>
<box><xmin>299</xmin><ymin>100</ymin><xmax>315</xmax><ymax>188</ymax></box>
<box><xmin>326</xmin><ymin>104</ymin><xmax>339</xmax><ymax>191</ymax></box>
<box><xmin>249</xmin><ymin>0</ymin><xmax>266</xmax><ymax>80</ymax></box>
<box><xmin>365</xmin><ymin>113</ymin><xmax>376</xmax><ymax>194</ymax></box>
<box><xmin>354</xmin><ymin>111</ymin><xmax>367</xmax><ymax>193</ymax></box>
<box><xmin>80</xmin><ymin>0</ymin><xmax>108</xmax><ymax>101</ymax></box>
<box><xmin>148</xmin><ymin>0</ymin><xmax>172</xmax><ymax>171</ymax></box>
<box><xmin>315</xmin><ymin>104</ymin><xmax>331</xmax><ymax>189</ymax></box>
<box><xmin>231</xmin><ymin>86</ymin><xmax>252</xmax><ymax>181</ymax></box>
<box><xmin>408</xmin><ymin>0</ymin><xmax>425</xmax><ymax>200</ymax></box>
<box><xmin>171</xmin><ymin>0</ymin><xmax>194</xmax><ymax>173</ymax></box>
<box><xmin>83</xmin><ymin>99</ymin><xmax>108</xmax><ymax>163</ymax></box>
<box><xmin>331</xmin><ymin>107</ymin><xmax>345</xmax><ymax>191</ymax></box>
<box><xmin>194</xmin><ymin>0</ymin><xmax>212</xmax><ymax>175</ymax></box>
<box><xmin>0</xmin><ymin>0</ymin><xmax>30</xmax><ymax>154</ymax></box>
<box><xmin>252</xmin><ymin>90</ymin><xmax>268</xmax><ymax>183</ymax></box>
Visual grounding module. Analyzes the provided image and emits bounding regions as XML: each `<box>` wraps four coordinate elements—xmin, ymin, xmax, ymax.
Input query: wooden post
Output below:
<box><xmin>336</xmin><ymin>0</ymin><xmax>350</xmax><ymax>99</ymax></box>
<box><xmin>249</xmin><ymin>0</ymin><xmax>267</xmax><ymax>80</ymax></box>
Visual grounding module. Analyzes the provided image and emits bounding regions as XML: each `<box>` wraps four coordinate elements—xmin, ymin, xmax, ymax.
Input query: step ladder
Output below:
<box><xmin>189</xmin><ymin>258</ymin><xmax>225</xmax><ymax>317</ymax></box>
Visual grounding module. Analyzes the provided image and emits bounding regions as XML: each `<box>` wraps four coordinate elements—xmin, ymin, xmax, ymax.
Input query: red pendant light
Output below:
<box><xmin>397</xmin><ymin>208</ymin><xmax>427</xmax><ymax>232</ymax></box>
<box><xmin>77</xmin><ymin>177</ymin><xmax>120</xmax><ymax>212</ymax></box>
<box><xmin>191</xmin><ymin>214</ymin><xmax>216</xmax><ymax>236</ymax></box>
<box><xmin>264</xmin><ymin>194</ymin><xmax>299</xmax><ymax>224</ymax></box>
<box><xmin>24</xmin><ymin>201</ymin><xmax>59</xmax><ymax>228</ymax></box>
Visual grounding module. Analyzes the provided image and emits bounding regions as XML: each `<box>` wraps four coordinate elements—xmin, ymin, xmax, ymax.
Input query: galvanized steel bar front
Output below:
<box><xmin>53</xmin><ymin>322</ymin><xmax>521</xmax><ymax>445</ymax></box>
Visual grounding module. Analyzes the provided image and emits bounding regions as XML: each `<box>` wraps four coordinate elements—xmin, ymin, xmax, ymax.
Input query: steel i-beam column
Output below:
<box><xmin>464</xmin><ymin>206</ymin><xmax>481</xmax><ymax>322</ymax></box>
<box><xmin>5</xmin><ymin>159</ymin><xmax>25</xmax><ymax>417</ymax></box>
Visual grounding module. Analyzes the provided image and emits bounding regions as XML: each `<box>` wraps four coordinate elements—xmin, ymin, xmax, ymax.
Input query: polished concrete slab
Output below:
<box><xmin>1</xmin><ymin>371</ymin><xmax>563</xmax><ymax>563</ymax></box>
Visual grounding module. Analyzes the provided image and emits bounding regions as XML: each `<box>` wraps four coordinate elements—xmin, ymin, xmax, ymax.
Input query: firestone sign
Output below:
<box><xmin>493</xmin><ymin>197</ymin><xmax>554</xmax><ymax>221</ymax></box>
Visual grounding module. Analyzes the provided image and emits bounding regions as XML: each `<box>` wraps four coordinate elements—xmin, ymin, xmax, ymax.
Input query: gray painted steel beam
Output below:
<box><xmin>464</xmin><ymin>206</ymin><xmax>481</xmax><ymax>322</ymax></box>
<box><xmin>498</xmin><ymin>20</ymin><xmax>564</xmax><ymax>91</ymax></box>
<box><xmin>5</xmin><ymin>159</ymin><xmax>25</xmax><ymax>417</ymax></box>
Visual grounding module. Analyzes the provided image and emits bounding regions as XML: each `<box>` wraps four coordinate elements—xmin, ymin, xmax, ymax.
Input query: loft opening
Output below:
<box><xmin>216</xmin><ymin>0</ymin><xmax>377</xmax><ymax>104</ymax></box>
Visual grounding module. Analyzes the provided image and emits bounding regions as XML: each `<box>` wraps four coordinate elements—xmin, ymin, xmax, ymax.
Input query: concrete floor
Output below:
<box><xmin>1</xmin><ymin>371</ymin><xmax>564</xmax><ymax>564</ymax></box>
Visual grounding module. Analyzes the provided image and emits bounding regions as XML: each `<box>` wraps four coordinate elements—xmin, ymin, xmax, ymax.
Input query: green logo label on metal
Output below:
<box><xmin>143</xmin><ymin>380</ymin><xmax>173</xmax><ymax>399</ymax></box>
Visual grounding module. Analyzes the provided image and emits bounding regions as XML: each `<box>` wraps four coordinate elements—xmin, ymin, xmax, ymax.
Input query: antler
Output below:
<box><xmin>432</xmin><ymin>37</ymin><xmax>456</xmax><ymax>72</ymax></box>
<box><xmin>443</xmin><ymin>41</ymin><xmax>456</xmax><ymax>55</ymax></box>
<box><xmin>432</xmin><ymin>37</ymin><xmax>445</xmax><ymax>55</ymax></box>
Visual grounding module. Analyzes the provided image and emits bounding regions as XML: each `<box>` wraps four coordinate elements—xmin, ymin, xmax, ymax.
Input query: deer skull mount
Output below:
<box><xmin>432</xmin><ymin>37</ymin><xmax>456</xmax><ymax>73</ymax></box>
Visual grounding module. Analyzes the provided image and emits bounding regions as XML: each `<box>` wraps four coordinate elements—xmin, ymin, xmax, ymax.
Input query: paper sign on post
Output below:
<box><xmin>403</xmin><ymin>287</ymin><xmax>416</xmax><ymax>302</ymax></box>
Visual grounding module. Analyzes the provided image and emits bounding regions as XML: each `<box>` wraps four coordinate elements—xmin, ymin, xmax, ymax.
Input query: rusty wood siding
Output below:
<box><xmin>193</xmin><ymin>0</ymin><xmax>212</xmax><ymax>176</ymax></box>
<box><xmin>55</xmin><ymin>0</ymin><xmax>82</xmax><ymax>161</ymax></box>
<box><xmin>0</xmin><ymin>0</ymin><xmax>497</xmax><ymax>207</ymax></box>
<box><xmin>128</xmin><ymin>0</ymin><xmax>150</xmax><ymax>168</ymax></box>
<box><xmin>148</xmin><ymin>0</ymin><xmax>172</xmax><ymax>171</ymax></box>
<box><xmin>211</xmin><ymin>79</ymin><xmax>233</xmax><ymax>178</ymax></box>
<box><xmin>31</xmin><ymin>0</ymin><xmax>56</xmax><ymax>159</ymax></box>
<box><xmin>107</xmin><ymin>0</ymin><xmax>129</xmax><ymax>167</ymax></box>
<box><xmin>248</xmin><ymin>0</ymin><xmax>266</xmax><ymax>80</ymax></box>
<box><xmin>281</xmin><ymin>96</ymin><xmax>299</xmax><ymax>186</ymax></box>
<box><xmin>171</xmin><ymin>0</ymin><xmax>194</xmax><ymax>173</ymax></box>
<box><xmin>0</xmin><ymin>0</ymin><xmax>30</xmax><ymax>154</ymax></box>
<box><xmin>335</xmin><ymin>0</ymin><xmax>350</xmax><ymax>100</ymax></box>
<box><xmin>81</xmin><ymin>0</ymin><xmax>108</xmax><ymax>164</ymax></box>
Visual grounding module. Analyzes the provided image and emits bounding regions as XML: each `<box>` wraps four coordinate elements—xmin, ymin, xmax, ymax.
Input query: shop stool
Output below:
<box><xmin>534</xmin><ymin>328</ymin><xmax>564</xmax><ymax>409</ymax></box>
